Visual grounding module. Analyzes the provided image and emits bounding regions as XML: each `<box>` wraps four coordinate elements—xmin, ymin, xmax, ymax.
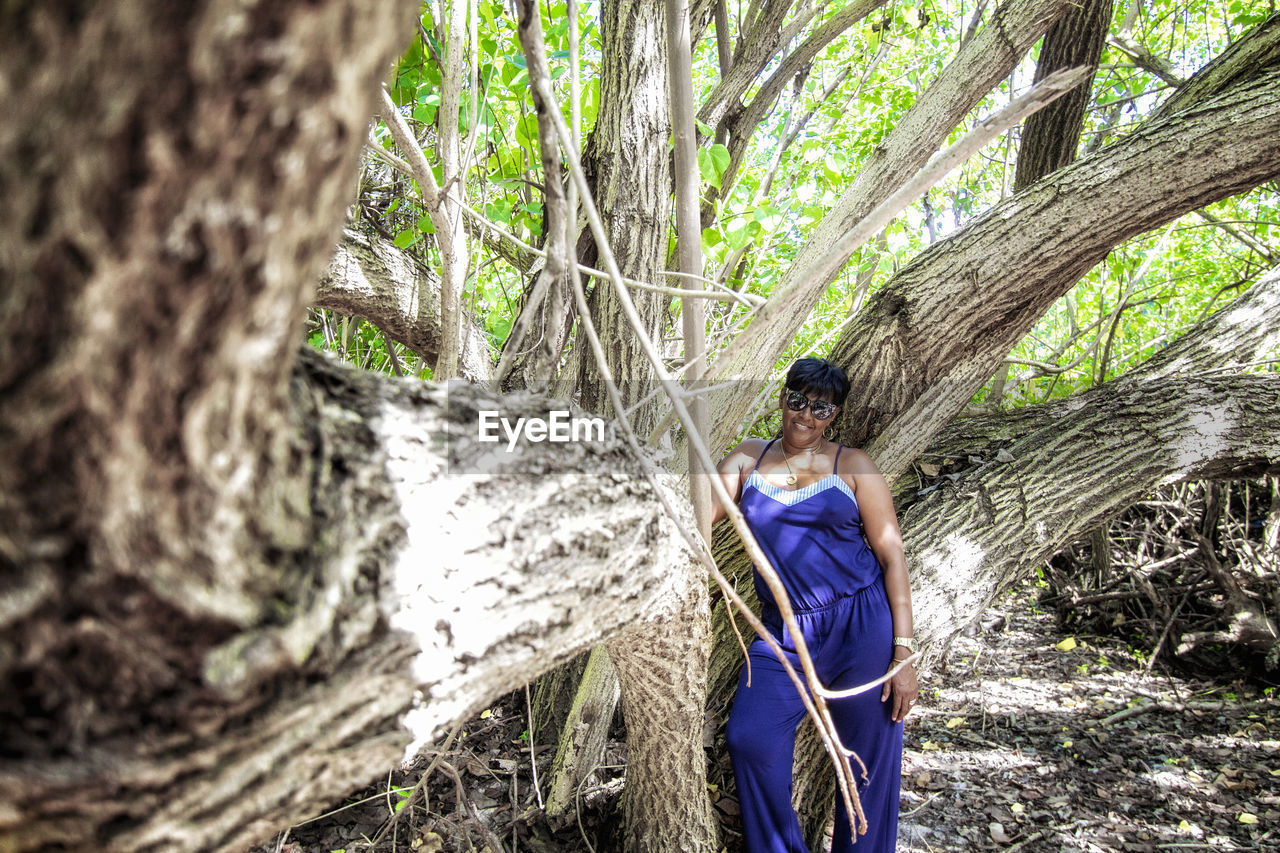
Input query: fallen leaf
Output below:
<box><xmin>922</xmin><ymin>740</ymin><xmax>941</xmax><ymax>751</ymax></box>
<box><xmin>1056</xmin><ymin>637</ymin><xmax>1078</xmax><ymax>652</ymax></box>
<box><xmin>919</xmin><ymin>462</ymin><xmax>941</xmax><ymax>477</ymax></box>
<box><xmin>1011</xmin><ymin>803</ymin><xmax>1025</xmax><ymax>815</ymax></box>
<box><xmin>1238</xmin><ymin>812</ymin><xmax>1259</xmax><ymax>824</ymax></box>
<box><xmin>989</xmin><ymin>822</ymin><xmax>1012</xmax><ymax>843</ymax></box>
<box><xmin>946</xmin><ymin>717</ymin><xmax>966</xmax><ymax>729</ymax></box>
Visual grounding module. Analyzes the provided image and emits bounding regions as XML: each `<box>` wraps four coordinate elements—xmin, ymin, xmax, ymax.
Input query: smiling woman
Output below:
<box><xmin>712</xmin><ymin>357</ymin><xmax>918</xmax><ymax>852</ymax></box>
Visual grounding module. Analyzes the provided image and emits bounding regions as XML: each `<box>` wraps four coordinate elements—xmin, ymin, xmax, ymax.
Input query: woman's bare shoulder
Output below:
<box><xmin>835</xmin><ymin>445</ymin><xmax>884</xmax><ymax>477</ymax></box>
<box><xmin>719</xmin><ymin>437</ymin><xmax>771</xmax><ymax>470</ymax></box>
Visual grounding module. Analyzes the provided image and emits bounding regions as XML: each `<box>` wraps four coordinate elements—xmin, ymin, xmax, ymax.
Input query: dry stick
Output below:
<box><xmin>524</xmin><ymin>683</ymin><xmax>544</xmax><ymax>810</ymax></box>
<box><xmin>369</xmin><ymin>715</ymin><xmax>466</xmax><ymax>845</ymax></box>
<box><xmin>518</xmin><ymin>30</ymin><xmax>871</xmax><ymax>838</ymax></box>
<box><xmin>667</xmin><ymin>0</ymin><xmax>712</xmax><ymax>544</ymax></box>
<box><xmin>1100</xmin><ymin>698</ymin><xmax>1228</xmax><ymax>727</ymax></box>
<box><xmin>708</xmin><ymin>64</ymin><xmax>1095</xmax><ymax>377</ymax></box>
<box><xmin>1146</xmin><ymin>592</ymin><xmax>1190</xmax><ymax>674</ymax></box>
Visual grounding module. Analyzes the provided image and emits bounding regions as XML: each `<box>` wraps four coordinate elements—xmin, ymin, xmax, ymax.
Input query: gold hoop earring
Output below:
<box><xmin>823</xmin><ymin>425</ymin><xmax>837</xmax><ymax>441</ymax></box>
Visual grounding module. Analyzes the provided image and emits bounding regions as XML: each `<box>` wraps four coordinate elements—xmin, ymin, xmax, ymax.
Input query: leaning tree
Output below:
<box><xmin>2</xmin><ymin>1</ymin><xmax>1278</xmax><ymax>852</ymax></box>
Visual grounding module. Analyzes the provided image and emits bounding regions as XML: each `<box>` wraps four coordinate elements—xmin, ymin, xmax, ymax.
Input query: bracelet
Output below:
<box><xmin>892</xmin><ymin>636</ymin><xmax>917</xmax><ymax>652</ymax></box>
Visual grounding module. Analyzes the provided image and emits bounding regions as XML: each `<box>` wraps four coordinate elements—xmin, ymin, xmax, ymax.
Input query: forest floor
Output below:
<box><xmin>257</xmin><ymin>583</ymin><xmax>1280</xmax><ymax>853</ymax></box>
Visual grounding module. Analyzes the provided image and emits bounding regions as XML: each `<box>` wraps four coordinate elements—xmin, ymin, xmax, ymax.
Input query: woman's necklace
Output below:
<box><xmin>780</xmin><ymin>441</ymin><xmax>820</xmax><ymax>486</ymax></box>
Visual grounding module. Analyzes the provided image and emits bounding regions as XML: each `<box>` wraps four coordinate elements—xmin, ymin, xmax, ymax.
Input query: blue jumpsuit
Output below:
<box><xmin>726</xmin><ymin>440</ymin><xmax>903</xmax><ymax>852</ymax></box>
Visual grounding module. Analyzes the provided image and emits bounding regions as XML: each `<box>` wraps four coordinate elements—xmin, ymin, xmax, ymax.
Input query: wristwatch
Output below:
<box><xmin>892</xmin><ymin>636</ymin><xmax>917</xmax><ymax>652</ymax></box>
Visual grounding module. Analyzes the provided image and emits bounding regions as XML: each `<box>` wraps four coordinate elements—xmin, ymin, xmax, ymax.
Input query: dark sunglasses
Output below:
<box><xmin>784</xmin><ymin>388</ymin><xmax>838</xmax><ymax>420</ymax></box>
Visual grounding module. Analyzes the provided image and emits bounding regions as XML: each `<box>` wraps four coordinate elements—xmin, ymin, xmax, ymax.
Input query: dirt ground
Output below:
<box><xmin>254</xmin><ymin>583</ymin><xmax>1280</xmax><ymax>852</ymax></box>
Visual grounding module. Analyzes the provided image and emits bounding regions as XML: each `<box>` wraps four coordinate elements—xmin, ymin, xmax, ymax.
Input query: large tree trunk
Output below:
<box><xmin>574</xmin><ymin>0</ymin><xmax>671</xmax><ymax>426</ymax></box>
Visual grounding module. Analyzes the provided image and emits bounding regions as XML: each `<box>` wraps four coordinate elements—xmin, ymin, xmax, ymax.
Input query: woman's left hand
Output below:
<box><xmin>881</xmin><ymin>657</ymin><xmax>919</xmax><ymax>722</ymax></box>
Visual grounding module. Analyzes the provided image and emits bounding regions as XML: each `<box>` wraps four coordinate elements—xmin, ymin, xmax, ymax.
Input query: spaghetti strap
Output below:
<box><xmin>753</xmin><ymin>438</ymin><xmax>778</xmax><ymax>471</ymax></box>
<box><xmin>833</xmin><ymin>443</ymin><xmax>843</xmax><ymax>473</ymax></box>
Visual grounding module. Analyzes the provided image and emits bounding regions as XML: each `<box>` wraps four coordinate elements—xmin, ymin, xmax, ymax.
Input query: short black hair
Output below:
<box><xmin>785</xmin><ymin>357</ymin><xmax>850</xmax><ymax>406</ymax></box>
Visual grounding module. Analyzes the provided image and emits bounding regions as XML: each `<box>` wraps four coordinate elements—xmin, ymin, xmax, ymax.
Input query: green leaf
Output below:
<box><xmin>393</xmin><ymin>229</ymin><xmax>416</xmax><ymax>249</ymax></box>
<box><xmin>417</xmin><ymin>214</ymin><xmax>435</xmax><ymax>234</ymax></box>
<box><xmin>708</xmin><ymin>144</ymin><xmax>731</xmax><ymax>180</ymax></box>
<box><xmin>697</xmin><ymin>148</ymin><xmax>714</xmax><ymax>183</ymax></box>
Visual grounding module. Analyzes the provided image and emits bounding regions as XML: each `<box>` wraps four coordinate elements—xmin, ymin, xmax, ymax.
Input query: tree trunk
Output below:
<box><xmin>543</xmin><ymin>646</ymin><xmax>621</xmax><ymax>818</ymax></box>
<box><xmin>1013</xmin><ymin>0</ymin><xmax>1114</xmax><ymax>188</ymax></box>
<box><xmin>534</xmin><ymin>0</ymin><xmax>690</xmax><ymax>834</ymax></box>
<box><xmin>606</xmin><ymin>564</ymin><xmax>718</xmax><ymax>852</ymax></box>
<box><xmin>573</xmin><ymin>0</ymin><xmax>672</xmax><ymax>429</ymax></box>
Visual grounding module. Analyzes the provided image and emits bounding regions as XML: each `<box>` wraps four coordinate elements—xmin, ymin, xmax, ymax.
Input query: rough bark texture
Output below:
<box><xmin>607</xmin><ymin>567</ymin><xmax>719</xmax><ymax>853</ymax></box>
<box><xmin>1013</xmin><ymin>0</ymin><xmax>1113</xmax><ymax>188</ymax></box>
<box><xmin>834</xmin><ymin>65</ymin><xmax>1280</xmax><ymax>483</ymax></box>
<box><xmin>2</xmin><ymin>343</ymin><xmax>706</xmax><ymax>851</ymax></box>
<box><xmin>315</xmin><ymin>229</ymin><xmax>493</xmax><ymax>381</ymax></box>
<box><xmin>574</xmin><ymin>0</ymin><xmax>671</xmax><ymax>428</ymax></box>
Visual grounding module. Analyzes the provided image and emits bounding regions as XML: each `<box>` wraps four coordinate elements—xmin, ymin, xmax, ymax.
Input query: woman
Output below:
<box><xmin>712</xmin><ymin>357</ymin><xmax>918</xmax><ymax>852</ymax></box>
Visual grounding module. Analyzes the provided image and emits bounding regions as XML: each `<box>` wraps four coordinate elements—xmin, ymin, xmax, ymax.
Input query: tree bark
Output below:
<box><xmin>315</xmin><ymin>229</ymin><xmax>492</xmax><ymax>381</ymax></box>
<box><xmin>573</xmin><ymin>0</ymin><xmax>671</xmax><ymax>428</ymax></box>
<box><xmin>2</xmin><ymin>347</ymin><xmax>705</xmax><ymax>851</ymax></box>
<box><xmin>1013</xmin><ymin>0</ymin><xmax>1113</xmax><ymax>188</ymax></box>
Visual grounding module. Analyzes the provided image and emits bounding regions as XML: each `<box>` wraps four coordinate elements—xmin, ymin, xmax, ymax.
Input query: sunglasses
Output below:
<box><xmin>784</xmin><ymin>388</ymin><xmax>839</xmax><ymax>420</ymax></box>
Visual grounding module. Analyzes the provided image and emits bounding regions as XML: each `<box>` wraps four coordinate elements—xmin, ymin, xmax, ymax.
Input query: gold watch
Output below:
<box><xmin>892</xmin><ymin>636</ymin><xmax>917</xmax><ymax>652</ymax></box>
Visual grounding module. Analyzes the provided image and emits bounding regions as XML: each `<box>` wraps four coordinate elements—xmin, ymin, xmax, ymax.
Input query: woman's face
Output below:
<box><xmin>780</xmin><ymin>386</ymin><xmax>839</xmax><ymax>441</ymax></box>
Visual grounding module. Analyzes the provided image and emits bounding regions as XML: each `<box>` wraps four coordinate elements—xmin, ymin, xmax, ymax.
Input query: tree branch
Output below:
<box><xmin>314</xmin><ymin>229</ymin><xmax>493</xmax><ymax>381</ymax></box>
<box><xmin>837</xmin><ymin>63</ymin><xmax>1280</xmax><ymax>483</ymax></box>
<box><xmin>906</xmin><ymin>373</ymin><xmax>1280</xmax><ymax>652</ymax></box>
<box><xmin>701</xmin><ymin>0</ymin><xmax>1074</xmax><ymax>454</ymax></box>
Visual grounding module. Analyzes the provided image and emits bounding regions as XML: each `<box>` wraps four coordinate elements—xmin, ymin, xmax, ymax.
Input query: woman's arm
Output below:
<box><xmin>843</xmin><ymin>448</ymin><xmax>919</xmax><ymax>721</ymax></box>
<box><xmin>710</xmin><ymin>440</ymin><xmax>765</xmax><ymax>525</ymax></box>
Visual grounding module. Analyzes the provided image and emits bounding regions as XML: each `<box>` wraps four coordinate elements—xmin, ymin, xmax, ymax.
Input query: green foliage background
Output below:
<box><xmin>312</xmin><ymin>0</ymin><xmax>1279</xmax><ymax>432</ymax></box>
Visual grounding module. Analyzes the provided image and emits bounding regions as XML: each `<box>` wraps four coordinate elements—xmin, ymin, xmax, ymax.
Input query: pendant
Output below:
<box><xmin>786</xmin><ymin>474</ymin><xmax>797</xmax><ymax>485</ymax></box>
